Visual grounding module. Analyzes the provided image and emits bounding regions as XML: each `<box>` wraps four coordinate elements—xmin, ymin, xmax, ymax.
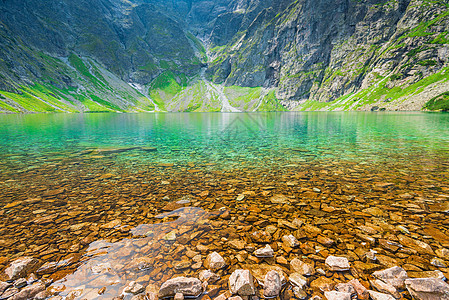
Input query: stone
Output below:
<box><xmin>436</xmin><ymin>248</ymin><xmax>449</xmax><ymax>258</ymax></box>
<box><xmin>292</xmin><ymin>286</ymin><xmax>307</xmax><ymax>299</ymax></box>
<box><xmin>408</xmin><ymin>270</ymin><xmax>446</xmax><ymax>281</ymax></box>
<box><xmin>323</xmin><ymin>291</ymin><xmax>351</xmax><ymax>300</ymax></box>
<box><xmin>431</xmin><ymin>257</ymin><xmax>447</xmax><ymax>268</ymax></box>
<box><xmin>372</xmin><ymin>266</ymin><xmax>409</xmax><ymax>289</ymax></box>
<box><xmin>317</xmin><ymin>236</ymin><xmax>335</xmax><ymax>247</ymax></box>
<box><xmin>9</xmin><ymin>282</ymin><xmax>45</xmax><ymax>300</ymax></box>
<box><xmin>229</xmin><ymin>240</ymin><xmax>246</xmax><ymax>250</ymax></box>
<box><xmin>335</xmin><ymin>283</ymin><xmax>355</xmax><ymax>295</ymax></box>
<box><xmin>325</xmin><ymin>256</ymin><xmax>350</xmax><ymax>271</ymax></box>
<box><xmin>229</xmin><ymin>270</ymin><xmax>255</xmax><ymax>296</ymax></box>
<box><xmin>204</xmin><ymin>252</ymin><xmax>226</xmax><ymax>271</ymax></box>
<box><xmin>159</xmin><ymin>277</ymin><xmax>202</xmax><ymax>298</ymax></box>
<box><xmin>289</xmin><ymin>273</ymin><xmax>307</xmax><ymax>289</ymax></box>
<box><xmin>263</xmin><ymin>270</ymin><xmax>281</xmax><ymax>298</ymax></box>
<box><xmin>199</xmin><ymin>270</ymin><xmax>220</xmax><ymax>283</ymax></box>
<box><xmin>163</xmin><ymin>231</ymin><xmax>177</xmax><ymax>241</ymax></box>
<box><xmin>370</xmin><ymin>279</ymin><xmax>400</xmax><ymax>298</ymax></box>
<box><xmin>228</xmin><ymin>297</ymin><xmax>242</xmax><ymax>300</ymax></box>
<box><xmin>3</xmin><ymin>257</ymin><xmax>39</xmax><ymax>281</ymax></box>
<box><xmin>405</xmin><ymin>278</ymin><xmax>449</xmax><ymax>300</ymax></box>
<box><xmin>174</xmin><ymin>292</ymin><xmax>184</xmax><ymax>300</ymax></box>
<box><xmin>13</xmin><ymin>278</ymin><xmax>27</xmax><ymax>289</ymax></box>
<box><xmin>254</xmin><ymin>245</ymin><xmax>274</xmax><ymax>258</ymax></box>
<box><xmin>251</xmin><ymin>231</ymin><xmax>272</xmax><ymax>243</ymax></box>
<box><xmin>398</xmin><ymin>235</ymin><xmax>434</xmax><ymax>255</ymax></box>
<box><xmin>0</xmin><ymin>281</ymin><xmax>12</xmax><ymax>294</ymax></box>
<box><xmin>311</xmin><ymin>277</ymin><xmax>334</xmax><ymax>291</ymax></box>
<box><xmin>368</xmin><ymin>290</ymin><xmax>396</xmax><ymax>300</ymax></box>
<box><xmin>270</xmin><ymin>194</ymin><xmax>290</xmax><ymax>204</ymax></box>
<box><xmin>1</xmin><ymin>287</ymin><xmax>19</xmax><ymax>299</ymax></box>
<box><xmin>124</xmin><ymin>281</ymin><xmax>145</xmax><ymax>295</ymax></box>
<box><xmin>282</xmin><ymin>235</ymin><xmax>299</xmax><ymax>248</ymax></box>
<box><xmin>348</xmin><ymin>279</ymin><xmax>369</xmax><ymax>300</ymax></box>
<box><xmin>290</xmin><ymin>258</ymin><xmax>314</xmax><ymax>276</ymax></box>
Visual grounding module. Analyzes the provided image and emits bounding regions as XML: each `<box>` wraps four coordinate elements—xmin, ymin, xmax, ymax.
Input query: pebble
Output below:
<box><xmin>290</xmin><ymin>258</ymin><xmax>314</xmax><ymax>276</ymax></box>
<box><xmin>158</xmin><ymin>277</ymin><xmax>202</xmax><ymax>298</ymax></box>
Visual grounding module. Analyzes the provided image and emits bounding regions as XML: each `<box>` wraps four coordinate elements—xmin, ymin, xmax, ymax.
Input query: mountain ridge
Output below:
<box><xmin>0</xmin><ymin>0</ymin><xmax>448</xmax><ymax>113</ymax></box>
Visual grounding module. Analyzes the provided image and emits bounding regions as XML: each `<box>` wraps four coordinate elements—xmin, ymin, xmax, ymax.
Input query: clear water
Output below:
<box><xmin>0</xmin><ymin>112</ymin><xmax>448</xmax><ymax>300</ymax></box>
<box><xmin>0</xmin><ymin>112</ymin><xmax>448</xmax><ymax>171</ymax></box>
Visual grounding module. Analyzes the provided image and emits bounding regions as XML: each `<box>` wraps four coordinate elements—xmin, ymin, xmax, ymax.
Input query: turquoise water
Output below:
<box><xmin>0</xmin><ymin>112</ymin><xmax>448</xmax><ymax>172</ymax></box>
<box><xmin>0</xmin><ymin>112</ymin><xmax>449</xmax><ymax>299</ymax></box>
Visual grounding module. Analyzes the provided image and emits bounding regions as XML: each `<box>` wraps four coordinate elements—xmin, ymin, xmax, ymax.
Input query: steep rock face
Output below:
<box><xmin>206</xmin><ymin>0</ymin><xmax>449</xmax><ymax>109</ymax></box>
<box><xmin>0</xmin><ymin>0</ymin><xmax>203</xmax><ymax>91</ymax></box>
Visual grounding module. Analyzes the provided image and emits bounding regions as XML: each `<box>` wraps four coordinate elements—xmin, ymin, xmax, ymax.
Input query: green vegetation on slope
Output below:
<box><xmin>424</xmin><ymin>92</ymin><xmax>449</xmax><ymax>111</ymax></box>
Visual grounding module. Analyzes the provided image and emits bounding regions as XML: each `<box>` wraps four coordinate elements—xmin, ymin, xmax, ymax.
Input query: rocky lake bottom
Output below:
<box><xmin>0</xmin><ymin>112</ymin><xmax>448</xmax><ymax>300</ymax></box>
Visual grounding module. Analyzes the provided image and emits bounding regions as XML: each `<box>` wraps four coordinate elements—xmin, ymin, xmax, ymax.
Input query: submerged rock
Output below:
<box><xmin>158</xmin><ymin>277</ymin><xmax>202</xmax><ymax>298</ymax></box>
<box><xmin>254</xmin><ymin>245</ymin><xmax>274</xmax><ymax>258</ymax></box>
<box><xmin>405</xmin><ymin>278</ymin><xmax>449</xmax><ymax>300</ymax></box>
<box><xmin>372</xmin><ymin>266</ymin><xmax>409</xmax><ymax>289</ymax></box>
<box><xmin>325</xmin><ymin>256</ymin><xmax>350</xmax><ymax>271</ymax></box>
<box><xmin>324</xmin><ymin>291</ymin><xmax>351</xmax><ymax>300</ymax></box>
<box><xmin>204</xmin><ymin>252</ymin><xmax>226</xmax><ymax>271</ymax></box>
<box><xmin>229</xmin><ymin>270</ymin><xmax>255</xmax><ymax>296</ymax></box>
<box><xmin>368</xmin><ymin>290</ymin><xmax>396</xmax><ymax>300</ymax></box>
<box><xmin>290</xmin><ymin>258</ymin><xmax>314</xmax><ymax>276</ymax></box>
<box><xmin>3</xmin><ymin>257</ymin><xmax>39</xmax><ymax>281</ymax></box>
<box><xmin>263</xmin><ymin>270</ymin><xmax>281</xmax><ymax>298</ymax></box>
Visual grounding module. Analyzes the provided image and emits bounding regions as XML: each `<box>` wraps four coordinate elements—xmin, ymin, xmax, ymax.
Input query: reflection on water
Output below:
<box><xmin>0</xmin><ymin>112</ymin><xmax>448</xmax><ymax>299</ymax></box>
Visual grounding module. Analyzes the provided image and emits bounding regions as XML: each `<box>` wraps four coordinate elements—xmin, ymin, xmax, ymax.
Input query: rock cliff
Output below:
<box><xmin>0</xmin><ymin>0</ymin><xmax>447</xmax><ymax>112</ymax></box>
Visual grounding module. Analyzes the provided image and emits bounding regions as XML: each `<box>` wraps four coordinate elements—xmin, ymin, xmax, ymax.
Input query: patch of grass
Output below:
<box><xmin>68</xmin><ymin>53</ymin><xmax>105</xmax><ymax>88</ymax></box>
<box><xmin>424</xmin><ymin>92</ymin><xmax>449</xmax><ymax>111</ymax></box>
<box><xmin>418</xmin><ymin>59</ymin><xmax>437</xmax><ymax>66</ymax></box>
<box><xmin>88</xmin><ymin>94</ymin><xmax>122</xmax><ymax>112</ymax></box>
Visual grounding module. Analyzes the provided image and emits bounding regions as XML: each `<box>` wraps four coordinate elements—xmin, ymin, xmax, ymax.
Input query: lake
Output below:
<box><xmin>0</xmin><ymin>112</ymin><xmax>448</xmax><ymax>299</ymax></box>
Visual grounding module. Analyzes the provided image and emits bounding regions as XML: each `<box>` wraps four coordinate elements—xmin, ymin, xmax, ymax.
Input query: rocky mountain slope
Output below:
<box><xmin>0</xmin><ymin>0</ymin><xmax>448</xmax><ymax>113</ymax></box>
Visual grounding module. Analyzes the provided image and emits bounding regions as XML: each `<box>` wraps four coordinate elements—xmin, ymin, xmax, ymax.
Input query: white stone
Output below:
<box><xmin>254</xmin><ymin>245</ymin><xmax>274</xmax><ymax>258</ymax></box>
<box><xmin>324</xmin><ymin>291</ymin><xmax>351</xmax><ymax>300</ymax></box>
<box><xmin>325</xmin><ymin>256</ymin><xmax>350</xmax><ymax>271</ymax></box>
<box><xmin>290</xmin><ymin>258</ymin><xmax>314</xmax><ymax>276</ymax></box>
<box><xmin>289</xmin><ymin>273</ymin><xmax>307</xmax><ymax>289</ymax></box>
<box><xmin>204</xmin><ymin>252</ymin><xmax>226</xmax><ymax>271</ymax></box>
<box><xmin>372</xmin><ymin>266</ymin><xmax>409</xmax><ymax>289</ymax></box>
<box><xmin>3</xmin><ymin>257</ymin><xmax>39</xmax><ymax>281</ymax></box>
<box><xmin>263</xmin><ymin>270</ymin><xmax>281</xmax><ymax>298</ymax></box>
<box><xmin>158</xmin><ymin>277</ymin><xmax>202</xmax><ymax>298</ymax></box>
<box><xmin>368</xmin><ymin>290</ymin><xmax>396</xmax><ymax>300</ymax></box>
<box><xmin>405</xmin><ymin>278</ymin><xmax>449</xmax><ymax>300</ymax></box>
<box><xmin>229</xmin><ymin>270</ymin><xmax>255</xmax><ymax>296</ymax></box>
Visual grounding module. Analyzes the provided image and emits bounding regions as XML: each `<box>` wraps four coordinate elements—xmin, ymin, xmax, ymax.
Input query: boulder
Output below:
<box><xmin>159</xmin><ymin>277</ymin><xmax>203</xmax><ymax>298</ymax></box>
<box><xmin>263</xmin><ymin>270</ymin><xmax>281</xmax><ymax>298</ymax></box>
<box><xmin>372</xmin><ymin>266</ymin><xmax>408</xmax><ymax>289</ymax></box>
<box><xmin>229</xmin><ymin>270</ymin><xmax>255</xmax><ymax>296</ymax></box>
<box><xmin>405</xmin><ymin>278</ymin><xmax>449</xmax><ymax>300</ymax></box>
<box><xmin>325</xmin><ymin>256</ymin><xmax>350</xmax><ymax>271</ymax></box>
<box><xmin>204</xmin><ymin>252</ymin><xmax>226</xmax><ymax>271</ymax></box>
<box><xmin>3</xmin><ymin>257</ymin><xmax>39</xmax><ymax>281</ymax></box>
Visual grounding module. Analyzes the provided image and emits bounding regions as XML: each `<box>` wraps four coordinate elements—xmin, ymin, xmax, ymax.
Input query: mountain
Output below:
<box><xmin>0</xmin><ymin>0</ymin><xmax>448</xmax><ymax>113</ymax></box>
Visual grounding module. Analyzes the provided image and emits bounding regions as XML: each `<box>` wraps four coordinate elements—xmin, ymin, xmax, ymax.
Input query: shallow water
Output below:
<box><xmin>0</xmin><ymin>112</ymin><xmax>448</xmax><ymax>299</ymax></box>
